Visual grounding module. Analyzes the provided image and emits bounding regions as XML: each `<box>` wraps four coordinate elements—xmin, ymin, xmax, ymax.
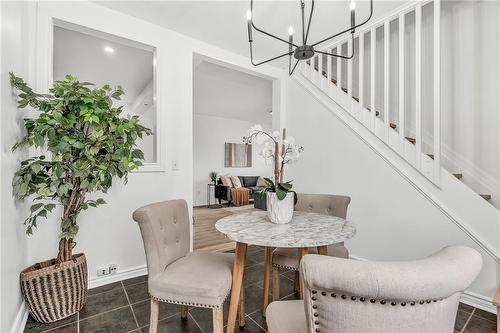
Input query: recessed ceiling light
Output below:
<box><xmin>104</xmin><ymin>46</ymin><xmax>115</xmax><ymax>54</ymax></box>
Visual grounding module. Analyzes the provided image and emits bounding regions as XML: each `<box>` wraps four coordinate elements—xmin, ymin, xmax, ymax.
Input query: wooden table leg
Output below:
<box><xmin>297</xmin><ymin>247</ymin><xmax>309</xmax><ymax>299</ymax></box>
<box><xmin>317</xmin><ymin>245</ymin><xmax>328</xmax><ymax>255</ymax></box>
<box><xmin>262</xmin><ymin>246</ymin><xmax>273</xmax><ymax>316</ymax></box>
<box><xmin>227</xmin><ymin>242</ymin><xmax>247</xmax><ymax>333</ymax></box>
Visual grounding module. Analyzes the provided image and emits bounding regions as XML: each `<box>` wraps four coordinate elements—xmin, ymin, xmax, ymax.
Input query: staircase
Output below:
<box><xmin>294</xmin><ymin>0</ymin><xmax>500</xmax><ymax>263</ymax></box>
<box><xmin>300</xmin><ymin>0</ymin><xmax>493</xmax><ymax>204</ymax></box>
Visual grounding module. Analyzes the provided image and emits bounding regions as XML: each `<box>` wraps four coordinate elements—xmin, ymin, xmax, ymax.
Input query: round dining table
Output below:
<box><xmin>215</xmin><ymin>210</ymin><xmax>356</xmax><ymax>333</ymax></box>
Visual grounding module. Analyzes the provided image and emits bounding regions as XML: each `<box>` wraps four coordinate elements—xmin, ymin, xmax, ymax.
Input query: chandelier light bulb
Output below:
<box><xmin>288</xmin><ymin>26</ymin><xmax>294</xmax><ymax>36</ymax></box>
<box><xmin>350</xmin><ymin>0</ymin><xmax>356</xmax><ymax>11</ymax></box>
<box><xmin>246</xmin><ymin>10</ymin><xmax>252</xmax><ymax>21</ymax></box>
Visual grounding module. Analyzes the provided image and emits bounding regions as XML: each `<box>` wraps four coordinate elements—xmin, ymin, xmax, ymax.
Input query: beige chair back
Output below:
<box><xmin>300</xmin><ymin>246</ymin><xmax>482</xmax><ymax>333</ymax></box>
<box><xmin>295</xmin><ymin>193</ymin><xmax>351</xmax><ymax>219</ymax></box>
<box><xmin>132</xmin><ymin>199</ymin><xmax>190</xmax><ymax>278</ymax></box>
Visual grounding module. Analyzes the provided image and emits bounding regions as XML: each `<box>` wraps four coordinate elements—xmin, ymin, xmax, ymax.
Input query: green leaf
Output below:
<box><xmin>30</xmin><ymin>203</ymin><xmax>44</xmax><ymax>213</ymax></box>
<box><xmin>276</xmin><ymin>185</ymin><xmax>288</xmax><ymax>200</ymax></box>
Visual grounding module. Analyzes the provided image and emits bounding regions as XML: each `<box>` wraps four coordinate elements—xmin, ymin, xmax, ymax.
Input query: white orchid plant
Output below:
<box><xmin>243</xmin><ymin>124</ymin><xmax>304</xmax><ymax>200</ymax></box>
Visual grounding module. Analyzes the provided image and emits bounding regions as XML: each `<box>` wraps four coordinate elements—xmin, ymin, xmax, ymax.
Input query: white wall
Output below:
<box><xmin>193</xmin><ymin>114</ymin><xmax>272</xmax><ymax>206</ymax></box>
<box><xmin>1</xmin><ymin>2</ymin><xmax>35</xmax><ymax>332</ymax></box>
<box><xmin>441</xmin><ymin>1</ymin><xmax>500</xmax><ymax>207</ymax></box>
<box><xmin>285</xmin><ymin>77</ymin><xmax>498</xmax><ymax>306</ymax></box>
<box><xmin>0</xmin><ymin>2</ymin><xmax>282</xmax><ymax>331</ymax></box>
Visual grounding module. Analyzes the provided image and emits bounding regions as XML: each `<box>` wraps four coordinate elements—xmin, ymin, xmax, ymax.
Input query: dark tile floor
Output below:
<box><xmin>24</xmin><ymin>246</ymin><xmax>497</xmax><ymax>333</ymax></box>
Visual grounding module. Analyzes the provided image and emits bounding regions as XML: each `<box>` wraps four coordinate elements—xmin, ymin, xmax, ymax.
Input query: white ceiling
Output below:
<box><xmin>96</xmin><ymin>0</ymin><xmax>409</xmax><ymax>68</ymax></box>
<box><xmin>53</xmin><ymin>25</ymin><xmax>153</xmax><ymax>103</ymax></box>
<box><xmin>194</xmin><ymin>60</ymin><xmax>273</xmax><ymax>124</ymax></box>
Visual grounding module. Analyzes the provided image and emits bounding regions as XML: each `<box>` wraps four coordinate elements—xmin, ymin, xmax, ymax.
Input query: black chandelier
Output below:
<box><xmin>246</xmin><ymin>0</ymin><xmax>373</xmax><ymax>75</ymax></box>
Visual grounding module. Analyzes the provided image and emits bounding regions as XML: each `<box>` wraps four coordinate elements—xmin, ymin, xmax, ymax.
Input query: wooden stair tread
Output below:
<box><xmin>390</xmin><ymin>123</ymin><xmax>397</xmax><ymax>129</ymax></box>
<box><xmin>405</xmin><ymin>137</ymin><xmax>416</xmax><ymax>144</ymax></box>
<box><xmin>331</xmin><ymin>78</ymin><xmax>337</xmax><ymax>85</ymax></box>
<box><xmin>493</xmin><ymin>285</ymin><xmax>500</xmax><ymax>307</ymax></box>
<box><xmin>480</xmin><ymin>194</ymin><xmax>492</xmax><ymax>201</ymax></box>
<box><xmin>352</xmin><ymin>96</ymin><xmax>360</xmax><ymax>102</ymax></box>
<box><xmin>453</xmin><ymin>173</ymin><xmax>463</xmax><ymax>180</ymax></box>
<box><xmin>427</xmin><ymin>154</ymin><xmax>434</xmax><ymax>160</ymax></box>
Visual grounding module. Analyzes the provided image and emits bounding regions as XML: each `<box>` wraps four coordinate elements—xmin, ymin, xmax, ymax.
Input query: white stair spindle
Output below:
<box><xmin>337</xmin><ymin>48</ymin><xmax>342</xmax><ymax>96</ymax></box>
<box><xmin>359</xmin><ymin>33</ymin><xmax>365</xmax><ymax>124</ymax></box>
<box><xmin>370</xmin><ymin>28</ymin><xmax>376</xmax><ymax>130</ymax></box>
<box><xmin>348</xmin><ymin>37</ymin><xmax>353</xmax><ymax>106</ymax></box>
<box><xmin>415</xmin><ymin>5</ymin><xmax>422</xmax><ymax>169</ymax></box>
<box><xmin>327</xmin><ymin>48</ymin><xmax>332</xmax><ymax>96</ymax></box>
<box><xmin>434</xmin><ymin>0</ymin><xmax>441</xmax><ymax>184</ymax></box>
<box><xmin>318</xmin><ymin>53</ymin><xmax>323</xmax><ymax>89</ymax></box>
<box><xmin>384</xmin><ymin>21</ymin><xmax>390</xmax><ymax>143</ymax></box>
<box><xmin>399</xmin><ymin>13</ymin><xmax>405</xmax><ymax>145</ymax></box>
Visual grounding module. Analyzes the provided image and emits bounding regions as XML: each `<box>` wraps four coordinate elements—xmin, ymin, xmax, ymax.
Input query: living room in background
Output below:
<box><xmin>192</xmin><ymin>56</ymin><xmax>275</xmax><ymax>251</ymax></box>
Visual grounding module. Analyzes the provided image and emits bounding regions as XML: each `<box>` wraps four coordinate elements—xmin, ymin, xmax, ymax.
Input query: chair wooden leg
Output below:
<box><xmin>297</xmin><ymin>247</ymin><xmax>309</xmax><ymax>299</ymax></box>
<box><xmin>272</xmin><ymin>266</ymin><xmax>281</xmax><ymax>301</ymax></box>
<box><xmin>293</xmin><ymin>271</ymin><xmax>300</xmax><ymax>292</ymax></box>
<box><xmin>213</xmin><ymin>307</ymin><xmax>224</xmax><ymax>333</ymax></box>
<box><xmin>262</xmin><ymin>246</ymin><xmax>273</xmax><ymax>316</ymax></box>
<box><xmin>180</xmin><ymin>305</ymin><xmax>188</xmax><ymax>320</ymax></box>
<box><xmin>149</xmin><ymin>298</ymin><xmax>159</xmax><ymax>333</ymax></box>
<box><xmin>238</xmin><ymin>281</ymin><xmax>245</xmax><ymax>327</ymax></box>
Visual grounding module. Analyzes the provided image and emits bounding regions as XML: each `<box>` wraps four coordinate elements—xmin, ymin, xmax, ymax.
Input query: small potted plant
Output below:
<box><xmin>244</xmin><ymin>124</ymin><xmax>303</xmax><ymax>224</ymax></box>
<box><xmin>209</xmin><ymin>171</ymin><xmax>218</xmax><ymax>185</ymax></box>
<box><xmin>10</xmin><ymin>73</ymin><xmax>151</xmax><ymax>323</ymax></box>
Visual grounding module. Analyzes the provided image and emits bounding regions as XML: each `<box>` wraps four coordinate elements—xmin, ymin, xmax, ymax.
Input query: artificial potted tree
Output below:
<box><xmin>10</xmin><ymin>73</ymin><xmax>151</xmax><ymax>323</ymax></box>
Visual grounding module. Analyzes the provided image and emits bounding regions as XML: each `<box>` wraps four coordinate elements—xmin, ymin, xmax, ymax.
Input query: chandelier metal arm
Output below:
<box><xmin>249</xmin><ymin>42</ymin><xmax>294</xmax><ymax>66</ymax></box>
<box><xmin>250</xmin><ymin>0</ymin><xmax>299</xmax><ymax>48</ymax></box>
<box><xmin>311</xmin><ymin>0</ymin><xmax>373</xmax><ymax>48</ymax></box>
<box><xmin>304</xmin><ymin>0</ymin><xmax>315</xmax><ymax>45</ymax></box>
<box><xmin>289</xmin><ymin>58</ymin><xmax>300</xmax><ymax>76</ymax></box>
<box><xmin>314</xmin><ymin>34</ymin><xmax>355</xmax><ymax>60</ymax></box>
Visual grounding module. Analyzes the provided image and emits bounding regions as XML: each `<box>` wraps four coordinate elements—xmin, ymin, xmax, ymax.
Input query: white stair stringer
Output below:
<box><xmin>293</xmin><ymin>73</ymin><xmax>500</xmax><ymax>264</ymax></box>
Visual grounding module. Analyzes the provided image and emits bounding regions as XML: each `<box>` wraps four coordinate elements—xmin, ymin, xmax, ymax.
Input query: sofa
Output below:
<box><xmin>215</xmin><ymin>176</ymin><xmax>265</xmax><ymax>207</ymax></box>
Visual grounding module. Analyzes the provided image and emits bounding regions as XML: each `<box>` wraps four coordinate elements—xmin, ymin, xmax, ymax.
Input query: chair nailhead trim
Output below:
<box><xmin>311</xmin><ymin>289</ymin><xmax>443</xmax><ymax>330</ymax></box>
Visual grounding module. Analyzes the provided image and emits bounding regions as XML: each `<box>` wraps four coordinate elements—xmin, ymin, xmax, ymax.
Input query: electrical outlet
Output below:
<box><xmin>109</xmin><ymin>264</ymin><xmax>117</xmax><ymax>275</ymax></box>
<box><xmin>172</xmin><ymin>160</ymin><xmax>179</xmax><ymax>171</ymax></box>
<box><xmin>97</xmin><ymin>267</ymin><xmax>110</xmax><ymax>276</ymax></box>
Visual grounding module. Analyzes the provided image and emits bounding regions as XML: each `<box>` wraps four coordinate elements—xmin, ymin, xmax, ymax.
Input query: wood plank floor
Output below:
<box><xmin>193</xmin><ymin>207</ymin><xmax>235</xmax><ymax>252</ymax></box>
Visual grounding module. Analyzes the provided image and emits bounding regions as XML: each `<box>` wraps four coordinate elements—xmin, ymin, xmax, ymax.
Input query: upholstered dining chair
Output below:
<box><xmin>132</xmin><ymin>199</ymin><xmax>234</xmax><ymax>333</ymax></box>
<box><xmin>272</xmin><ymin>193</ymin><xmax>351</xmax><ymax>300</ymax></box>
<box><xmin>266</xmin><ymin>246</ymin><xmax>482</xmax><ymax>333</ymax></box>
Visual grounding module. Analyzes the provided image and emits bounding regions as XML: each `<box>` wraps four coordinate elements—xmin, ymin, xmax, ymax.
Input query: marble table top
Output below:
<box><xmin>215</xmin><ymin>210</ymin><xmax>356</xmax><ymax>248</ymax></box>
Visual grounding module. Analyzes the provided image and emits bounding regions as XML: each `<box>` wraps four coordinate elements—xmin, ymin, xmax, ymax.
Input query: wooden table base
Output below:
<box><xmin>227</xmin><ymin>242</ymin><xmax>247</xmax><ymax>333</ymax></box>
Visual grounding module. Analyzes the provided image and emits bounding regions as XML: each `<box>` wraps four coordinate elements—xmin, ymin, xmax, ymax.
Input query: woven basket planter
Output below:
<box><xmin>20</xmin><ymin>253</ymin><xmax>88</xmax><ymax>323</ymax></box>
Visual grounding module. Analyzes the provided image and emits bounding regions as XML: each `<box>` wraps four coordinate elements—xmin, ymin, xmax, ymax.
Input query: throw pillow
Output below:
<box><xmin>220</xmin><ymin>175</ymin><xmax>233</xmax><ymax>187</ymax></box>
<box><xmin>256</xmin><ymin>176</ymin><xmax>267</xmax><ymax>187</ymax></box>
<box><xmin>231</xmin><ymin>176</ymin><xmax>242</xmax><ymax>188</ymax></box>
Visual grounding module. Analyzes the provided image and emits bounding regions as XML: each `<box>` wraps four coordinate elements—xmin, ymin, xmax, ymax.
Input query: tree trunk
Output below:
<box><xmin>57</xmin><ymin>238</ymin><xmax>74</xmax><ymax>263</ymax></box>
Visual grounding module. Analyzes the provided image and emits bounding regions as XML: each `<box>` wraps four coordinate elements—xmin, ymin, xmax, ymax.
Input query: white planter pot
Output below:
<box><xmin>266</xmin><ymin>192</ymin><xmax>294</xmax><ymax>224</ymax></box>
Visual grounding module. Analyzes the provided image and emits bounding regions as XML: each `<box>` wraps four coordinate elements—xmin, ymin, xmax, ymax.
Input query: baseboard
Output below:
<box><xmin>350</xmin><ymin>255</ymin><xmax>496</xmax><ymax>314</ymax></box>
<box><xmin>88</xmin><ymin>264</ymin><xmax>148</xmax><ymax>289</ymax></box>
<box><xmin>461</xmin><ymin>290</ymin><xmax>497</xmax><ymax>314</ymax></box>
<box><xmin>10</xmin><ymin>301</ymin><xmax>29</xmax><ymax>333</ymax></box>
